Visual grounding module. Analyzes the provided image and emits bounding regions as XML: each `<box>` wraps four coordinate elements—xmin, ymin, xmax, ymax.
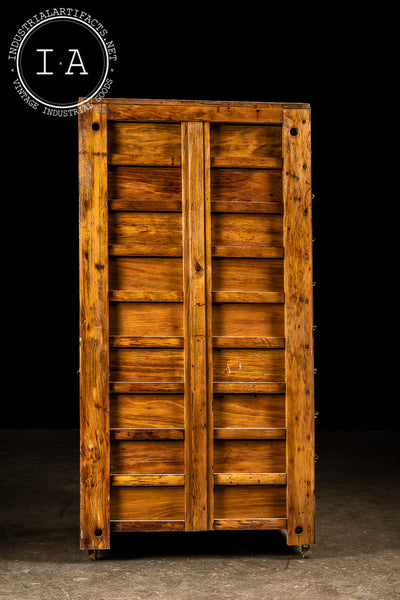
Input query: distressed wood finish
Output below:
<box><xmin>283</xmin><ymin>108</ymin><xmax>315</xmax><ymax>546</ymax></box>
<box><xmin>182</xmin><ymin>122</ymin><xmax>209</xmax><ymax>531</ymax></box>
<box><xmin>79</xmin><ymin>105</ymin><xmax>110</xmax><ymax>550</ymax></box>
<box><xmin>80</xmin><ymin>99</ymin><xmax>314</xmax><ymax>553</ymax></box>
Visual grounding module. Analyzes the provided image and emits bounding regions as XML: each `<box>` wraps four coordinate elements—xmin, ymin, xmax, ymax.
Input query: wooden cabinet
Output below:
<box><xmin>79</xmin><ymin>99</ymin><xmax>315</xmax><ymax>557</ymax></box>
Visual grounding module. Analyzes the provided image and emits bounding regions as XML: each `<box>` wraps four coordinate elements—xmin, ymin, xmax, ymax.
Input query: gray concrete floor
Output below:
<box><xmin>0</xmin><ymin>429</ymin><xmax>399</xmax><ymax>600</ymax></box>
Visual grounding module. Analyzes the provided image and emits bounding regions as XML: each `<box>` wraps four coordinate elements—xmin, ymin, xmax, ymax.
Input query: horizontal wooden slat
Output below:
<box><xmin>211</xmin><ymin>157</ymin><xmax>283</xmax><ymax>169</ymax></box>
<box><xmin>214</xmin><ymin>473</ymin><xmax>287</xmax><ymax>485</ymax></box>
<box><xmin>214</xmin><ymin>485</ymin><xmax>286</xmax><ymax>519</ymax></box>
<box><xmin>110</xmin><ymin>382</ymin><xmax>185</xmax><ymax>393</ymax></box>
<box><xmin>213</xmin><ymin>304</ymin><xmax>284</xmax><ymax>337</ymax></box>
<box><xmin>111</xmin><ymin>474</ymin><xmax>185</xmax><ymax>486</ymax></box>
<box><xmin>110</xmin><ymin>520</ymin><xmax>185</xmax><ymax>532</ymax></box>
<box><xmin>108</xmin><ymin>123</ymin><xmax>181</xmax><ymax>165</ymax></box>
<box><xmin>213</xmin><ymin>382</ymin><xmax>286</xmax><ymax>394</ymax></box>
<box><xmin>109</xmin><ymin>303</ymin><xmax>183</xmax><ymax>336</ymax></box>
<box><xmin>214</xmin><ymin>440</ymin><xmax>286</xmax><ymax>473</ymax></box>
<box><xmin>213</xmin><ymin>258</ymin><xmax>284</xmax><ymax>293</ymax></box>
<box><xmin>108</xmin><ymin>166</ymin><xmax>181</xmax><ymax>204</ymax></box>
<box><xmin>212</xmin><ymin>201</ymin><xmax>283</xmax><ymax>213</ymax></box>
<box><xmin>211</xmin><ymin>169</ymin><xmax>282</xmax><ymax>205</ymax></box>
<box><xmin>109</xmin><ymin>257</ymin><xmax>182</xmax><ymax>292</ymax></box>
<box><xmin>110</xmin><ymin>348</ymin><xmax>183</xmax><ymax>382</ymax></box>
<box><xmin>212</xmin><ymin>292</ymin><xmax>284</xmax><ymax>303</ymax></box>
<box><xmin>111</xmin><ymin>440</ymin><xmax>184</xmax><ymax>474</ymax></box>
<box><xmin>213</xmin><ymin>337</ymin><xmax>284</xmax><ymax>348</ymax></box>
<box><xmin>213</xmin><ymin>394</ymin><xmax>285</xmax><ymax>429</ymax></box>
<box><xmin>214</xmin><ymin>428</ymin><xmax>286</xmax><ymax>440</ymax></box>
<box><xmin>109</xmin><ymin>245</ymin><xmax>182</xmax><ymax>257</ymax></box>
<box><xmin>110</xmin><ymin>394</ymin><xmax>184</xmax><ymax>428</ymax></box>
<box><xmin>109</xmin><ymin>199</ymin><xmax>182</xmax><ymax>212</ymax></box>
<box><xmin>212</xmin><ymin>213</ymin><xmax>283</xmax><ymax>247</ymax></box>
<box><xmin>109</xmin><ymin>212</ymin><xmax>181</xmax><ymax>246</ymax></box>
<box><xmin>110</xmin><ymin>428</ymin><xmax>184</xmax><ymax>440</ymax></box>
<box><xmin>109</xmin><ymin>291</ymin><xmax>183</xmax><ymax>302</ymax></box>
<box><xmin>213</xmin><ymin>518</ymin><xmax>287</xmax><ymax>530</ymax></box>
<box><xmin>111</xmin><ymin>487</ymin><xmax>185</xmax><ymax>520</ymax></box>
<box><xmin>110</xmin><ymin>336</ymin><xmax>184</xmax><ymax>348</ymax></box>
<box><xmin>107</xmin><ymin>103</ymin><xmax>283</xmax><ymax>123</ymax></box>
<box><xmin>213</xmin><ymin>348</ymin><xmax>285</xmax><ymax>383</ymax></box>
<box><xmin>212</xmin><ymin>246</ymin><xmax>283</xmax><ymax>258</ymax></box>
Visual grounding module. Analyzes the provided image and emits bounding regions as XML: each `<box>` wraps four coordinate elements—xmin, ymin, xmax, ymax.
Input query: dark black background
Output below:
<box><xmin>1</xmin><ymin>6</ymin><xmax>395</xmax><ymax>430</ymax></box>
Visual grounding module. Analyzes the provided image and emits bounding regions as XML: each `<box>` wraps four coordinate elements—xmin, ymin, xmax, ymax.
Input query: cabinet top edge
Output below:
<box><xmin>79</xmin><ymin>97</ymin><xmax>310</xmax><ymax>109</ymax></box>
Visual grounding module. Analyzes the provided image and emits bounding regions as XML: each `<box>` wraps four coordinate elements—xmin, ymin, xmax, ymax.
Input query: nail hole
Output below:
<box><xmin>94</xmin><ymin>528</ymin><xmax>103</xmax><ymax>537</ymax></box>
<box><xmin>92</xmin><ymin>122</ymin><xmax>100</xmax><ymax>131</ymax></box>
<box><xmin>290</xmin><ymin>127</ymin><xmax>298</xmax><ymax>137</ymax></box>
<box><xmin>295</xmin><ymin>526</ymin><xmax>303</xmax><ymax>535</ymax></box>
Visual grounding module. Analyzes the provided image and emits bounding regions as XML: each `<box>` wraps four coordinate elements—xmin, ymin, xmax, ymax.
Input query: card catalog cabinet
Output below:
<box><xmin>79</xmin><ymin>99</ymin><xmax>315</xmax><ymax>558</ymax></box>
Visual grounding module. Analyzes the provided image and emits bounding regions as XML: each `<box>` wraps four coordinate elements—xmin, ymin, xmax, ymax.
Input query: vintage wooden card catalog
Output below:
<box><xmin>79</xmin><ymin>99</ymin><xmax>315</xmax><ymax>558</ymax></box>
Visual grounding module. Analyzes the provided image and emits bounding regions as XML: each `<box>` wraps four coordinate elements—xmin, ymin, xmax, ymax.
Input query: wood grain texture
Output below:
<box><xmin>111</xmin><ymin>487</ymin><xmax>185</xmax><ymax>520</ymax></box>
<box><xmin>108</xmin><ymin>123</ymin><xmax>181</xmax><ymax>166</ymax></box>
<box><xmin>214</xmin><ymin>473</ymin><xmax>287</xmax><ymax>485</ymax></box>
<box><xmin>214</xmin><ymin>440</ymin><xmax>286</xmax><ymax>473</ymax></box>
<box><xmin>212</xmin><ymin>214</ymin><xmax>283</xmax><ymax>247</ymax></box>
<box><xmin>110</xmin><ymin>394</ymin><xmax>184</xmax><ymax>428</ymax></box>
<box><xmin>109</xmin><ymin>348</ymin><xmax>183</xmax><ymax>382</ymax></box>
<box><xmin>79</xmin><ymin>105</ymin><xmax>110</xmax><ymax>550</ymax></box>
<box><xmin>213</xmin><ymin>382</ymin><xmax>285</xmax><ymax>394</ymax></box>
<box><xmin>213</xmin><ymin>304</ymin><xmax>284</xmax><ymax>337</ymax></box>
<box><xmin>109</xmin><ymin>212</ymin><xmax>182</xmax><ymax>245</ymax></box>
<box><xmin>283</xmin><ymin>108</ymin><xmax>315</xmax><ymax>546</ymax></box>
<box><xmin>211</xmin><ymin>169</ymin><xmax>282</xmax><ymax>206</ymax></box>
<box><xmin>111</xmin><ymin>474</ymin><xmax>185</xmax><ymax>486</ymax></box>
<box><xmin>109</xmin><ymin>336</ymin><xmax>184</xmax><ymax>348</ymax></box>
<box><xmin>212</xmin><ymin>292</ymin><xmax>284</xmax><ymax>304</ymax></box>
<box><xmin>213</xmin><ymin>348</ymin><xmax>285</xmax><ymax>382</ymax></box>
<box><xmin>211</xmin><ymin>125</ymin><xmax>282</xmax><ymax>168</ymax></box>
<box><xmin>109</xmin><ymin>257</ymin><xmax>182</xmax><ymax>291</ymax></box>
<box><xmin>214</xmin><ymin>518</ymin><xmax>286</xmax><ymax>530</ymax></box>
<box><xmin>110</xmin><ymin>428</ymin><xmax>184</xmax><ymax>440</ymax></box>
<box><xmin>213</xmin><ymin>428</ymin><xmax>286</xmax><ymax>440</ymax></box>
<box><xmin>108</xmin><ymin>166</ymin><xmax>181</xmax><ymax>208</ymax></box>
<box><xmin>110</xmin><ymin>440</ymin><xmax>184</xmax><ymax>474</ymax></box>
<box><xmin>213</xmin><ymin>258</ymin><xmax>284</xmax><ymax>293</ymax></box>
<box><xmin>110</xmin><ymin>520</ymin><xmax>185</xmax><ymax>532</ymax></box>
<box><xmin>213</xmin><ymin>337</ymin><xmax>284</xmax><ymax>348</ymax></box>
<box><xmin>109</xmin><ymin>290</ymin><xmax>183</xmax><ymax>302</ymax></box>
<box><xmin>213</xmin><ymin>394</ymin><xmax>285</xmax><ymax>429</ymax></box>
<box><xmin>182</xmin><ymin>122</ymin><xmax>209</xmax><ymax>530</ymax></box>
<box><xmin>214</xmin><ymin>486</ymin><xmax>287</xmax><ymax>519</ymax></box>
<box><xmin>110</xmin><ymin>382</ymin><xmax>184</xmax><ymax>393</ymax></box>
<box><xmin>109</xmin><ymin>303</ymin><xmax>183</xmax><ymax>336</ymax></box>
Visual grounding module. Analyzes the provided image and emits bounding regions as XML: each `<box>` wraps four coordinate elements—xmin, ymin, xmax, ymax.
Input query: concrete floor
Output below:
<box><xmin>0</xmin><ymin>430</ymin><xmax>399</xmax><ymax>600</ymax></box>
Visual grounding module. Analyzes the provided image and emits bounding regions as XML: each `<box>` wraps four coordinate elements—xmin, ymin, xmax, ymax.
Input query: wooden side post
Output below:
<box><xmin>182</xmin><ymin>122</ymin><xmax>209</xmax><ymax>531</ymax></box>
<box><xmin>79</xmin><ymin>104</ymin><xmax>110</xmax><ymax>549</ymax></box>
<box><xmin>283</xmin><ymin>108</ymin><xmax>315</xmax><ymax>546</ymax></box>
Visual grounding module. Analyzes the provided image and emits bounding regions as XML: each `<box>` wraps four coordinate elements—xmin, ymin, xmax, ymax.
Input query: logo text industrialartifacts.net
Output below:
<box><xmin>8</xmin><ymin>8</ymin><xmax>117</xmax><ymax>116</ymax></box>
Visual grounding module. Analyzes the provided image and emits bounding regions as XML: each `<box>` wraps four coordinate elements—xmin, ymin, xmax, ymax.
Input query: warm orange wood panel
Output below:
<box><xmin>213</xmin><ymin>304</ymin><xmax>284</xmax><ymax>337</ymax></box>
<box><xmin>213</xmin><ymin>348</ymin><xmax>285</xmax><ymax>382</ymax></box>
<box><xmin>109</xmin><ymin>213</ymin><xmax>182</xmax><ymax>246</ymax></box>
<box><xmin>110</xmin><ymin>440</ymin><xmax>184</xmax><ymax>474</ymax></box>
<box><xmin>108</xmin><ymin>123</ymin><xmax>181</xmax><ymax>166</ymax></box>
<box><xmin>211</xmin><ymin>169</ymin><xmax>282</xmax><ymax>205</ymax></box>
<box><xmin>110</xmin><ymin>394</ymin><xmax>184</xmax><ymax>428</ymax></box>
<box><xmin>210</xmin><ymin>125</ymin><xmax>282</xmax><ymax>169</ymax></box>
<box><xmin>213</xmin><ymin>394</ymin><xmax>285</xmax><ymax>429</ymax></box>
<box><xmin>212</xmin><ymin>214</ymin><xmax>283</xmax><ymax>247</ymax></box>
<box><xmin>108</xmin><ymin>166</ymin><xmax>181</xmax><ymax>207</ymax></box>
<box><xmin>109</xmin><ymin>303</ymin><xmax>183</xmax><ymax>336</ymax></box>
<box><xmin>110</xmin><ymin>348</ymin><xmax>184</xmax><ymax>382</ymax></box>
<box><xmin>111</xmin><ymin>487</ymin><xmax>185</xmax><ymax>520</ymax></box>
<box><xmin>283</xmin><ymin>108</ymin><xmax>315</xmax><ymax>546</ymax></box>
<box><xmin>214</xmin><ymin>486</ymin><xmax>287</xmax><ymax>519</ymax></box>
<box><xmin>213</xmin><ymin>259</ymin><xmax>284</xmax><ymax>292</ymax></box>
<box><xmin>214</xmin><ymin>440</ymin><xmax>286</xmax><ymax>473</ymax></box>
<box><xmin>109</xmin><ymin>257</ymin><xmax>182</xmax><ymax>291</ymax></box>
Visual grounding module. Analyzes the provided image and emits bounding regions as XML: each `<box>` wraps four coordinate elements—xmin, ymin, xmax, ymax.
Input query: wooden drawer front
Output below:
<box><xmin>214</xmin><ymin>440</ymin><xmax>286</xmax><ymax>473</ymax></box>
<box><xmin>111</xmin><ymin>487</ymin><xmax>185</xmax><ymax>520</ymax></box>
<box><xmin>111</xmin><ymin>440</ymin><xmax>184</xmax><ymax>475</ymax></box>
<box><xmin>214</xmin><ymin>486</ymin><xmax>286</xmax><ymax>519</ymax></box>
<box><xmin>210</xmin><ymin>125</ymin><xmax>282</xmax><ymax>168</ymax></box>
<box><xmin>108</xmin><ymin>123</ymin><xmax>181</xmax><ymax>166</ymax></box>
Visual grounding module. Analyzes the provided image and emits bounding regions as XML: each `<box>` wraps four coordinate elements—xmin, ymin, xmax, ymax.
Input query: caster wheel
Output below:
<box><xmin>301</xmin><ymin>544</ymin><xmax>312</xmax><ymax>559</ymax></box>
<box><xmin>88</xmin><ymin>549</ymin><xmax>109</xmax><ymax>561</ymax></box>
